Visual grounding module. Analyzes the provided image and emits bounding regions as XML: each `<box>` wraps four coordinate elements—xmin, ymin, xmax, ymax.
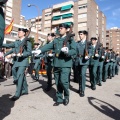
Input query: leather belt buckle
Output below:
<box><xmin>56</xmin><ymin>53</ymin><xmax>59</xmax><ymax>57</ymax></box>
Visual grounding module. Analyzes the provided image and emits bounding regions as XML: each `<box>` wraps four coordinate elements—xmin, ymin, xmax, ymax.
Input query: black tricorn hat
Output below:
<box><xmin>59</xmin><ymin>23</ymin><xmax>70</xmax><ymax>29</ymax></box>
<box><xmin>47</xmin><ymin>33</ymin><xmax>56</xmax><ymax>37</ymax></box>
<box><xmin>78</xmin><ymin>30</ymin><xmax>88</xmax><ymax>35</ymax></box>
<box><xmin>90</xmin><ymin>37</ymin><xmax>97</xmax><ymax>41</ymax></box>
<box><xmin>18</xmin><ymin>28</ymin><xmax>28</xmax><ymax>33</ymax></box>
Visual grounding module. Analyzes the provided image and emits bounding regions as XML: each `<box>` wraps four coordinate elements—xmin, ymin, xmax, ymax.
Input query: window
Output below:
<box><xmin>6</xmin><ymin>7</ymin><xmax>12</xmax><ymax>12</ymax></box>
<box><xmin>78</xmin><ymin>4</ymin><xmax>87</xmax><ymax>9</ymax></box>
<box><xmin>106</xmin><ymin>35</ymin><xmax>109</xmax><ymax>37</ymax></box>
<box><xmin>45</xmin><ymin>12</ymin><xmax>51</xmax><ymax>17</ymax></box>
<box><xmin>44</xmin><ymin>20</ymin><xmax>51</xmax><ymax>24</ymax></box>
<box><xmin>78</xmin><ymin>13</ymin><xmax>87</xmax><ymax>18</ymax></box>
<box><xmin>78</xmin><ymin>22</ymin><xmax>87</xmax><ymax>27</ymax></box>
<box><xmin>6</xmin><ymin>11</ymin><xmax>12</xmax><ymax>17</ymax></box>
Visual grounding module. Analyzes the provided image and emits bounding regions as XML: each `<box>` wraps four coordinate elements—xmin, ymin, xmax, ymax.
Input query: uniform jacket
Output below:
<box><xmin>75</xmin><ymin>40</ymin><xmax>91</xmax><ymax>66</ymax></box>
<box><xmin>40</xmin><ymin>36</ymin><xmax>77</xmax><ymax>68</ymax></box>
<box><xmin>3</xmin><ymin>39</ymin><xmax>32</xmax><ymax>67</ymax></box>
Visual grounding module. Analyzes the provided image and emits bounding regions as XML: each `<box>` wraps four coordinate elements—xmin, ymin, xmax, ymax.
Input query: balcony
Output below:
<box><xmin>44</xmin><ymin>16</ymin><xmax>52</xmax><ymax>20</ymax></box>
<box><xmin>53</xmin><ymin>1</ymin><xmax>74</xmax><ymax>10</ymax></box>
<box><xmin>52</xmin><ymin>17</ymin><xmax>74</xmax><ymax>25</ymax></box>
<box><xmin>44</xmin><ymin>23</ymin><xmax>51</xmax><ymax>28</ymax></box>
<box><xmin>52</xmin><ymin>8</ymin><xmax>74</xmax><ymax>17</ymax></box>
<box><xmin>78</xmin><ymin>17</ymin><xmax>87</xmax><ymax>23</ymax></box>
<box><xmin>78</xmin><ymin>0</ymin><xmax>87</xmax><ymax>5</ymax></box>
<box><xmin>78</xmin><ymin>8</ymin><xmax>87</xmax><ymax>14</ymax></box>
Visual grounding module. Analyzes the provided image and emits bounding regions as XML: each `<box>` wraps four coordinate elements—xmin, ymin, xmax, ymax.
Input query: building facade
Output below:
<box><xmin>4</xmin><ymin>0</ymin><xmax>47</xmax><ymax>44</ymax></box>
<box><xmin>106</xmin><ymin>27</ymin><xmax>120</xmax><ymax>54</ymax></box>
<box><xmin>41</xmin><ymin>0</ymin><xmax>106</xmax><ymax>45</ymax></box>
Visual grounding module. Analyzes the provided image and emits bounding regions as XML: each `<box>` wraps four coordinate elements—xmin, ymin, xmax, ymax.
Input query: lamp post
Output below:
<box><xmin>28</xmin><ymin>4</ymin><xmax>40</xmax><ymax>43</ymax></box>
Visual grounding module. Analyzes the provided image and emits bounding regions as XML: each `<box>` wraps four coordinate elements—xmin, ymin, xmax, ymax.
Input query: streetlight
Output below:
<box><xmin>28</xmin><ymin>4</ymin><xmax>40</xmax><ymax>43</ymax></box>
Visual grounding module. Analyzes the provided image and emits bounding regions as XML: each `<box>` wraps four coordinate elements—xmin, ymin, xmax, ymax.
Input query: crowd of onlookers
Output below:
<box><xmin>0</xmin><ymin>48</ymin><xmax>13</xmax><ymax>80</ymax></box>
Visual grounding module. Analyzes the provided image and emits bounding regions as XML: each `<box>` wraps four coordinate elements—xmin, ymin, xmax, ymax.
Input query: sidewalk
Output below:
<box><xmin>0</xmin><ymin>73</ymin><xmax>120</xmax><ymax>120</ymax></box>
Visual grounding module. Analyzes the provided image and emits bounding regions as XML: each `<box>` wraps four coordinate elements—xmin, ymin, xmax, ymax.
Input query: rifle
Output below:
<box><xmin>95</xmin><ymin>35</ymin><xmax>100</xmax><ymax>54</ymax></box>
<box><xmin>85</xmin><ymin>29</ymin><xmax>89</xmax><ymax>57</ymax></box>
<box><xmin>63</xmin><ymin>24</ymin><xmax>75</xmax><ymax>47</ymax></box>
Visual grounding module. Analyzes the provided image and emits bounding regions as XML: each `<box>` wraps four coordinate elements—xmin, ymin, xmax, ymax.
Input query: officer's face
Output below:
<box><xmin>18</xmin><ymin>31</ymin><xmax>25</xmax><ymax>38</ymax></box>
<box><xmin>47</xmin><ymin>35</ymin><xmax>53</xmax><ymax>42</ymax></box>
<box><xmin>59</xmin><ymin>27</ymin><xmax>67</xmax><ymax>35</ymax></box>
<box><xmin>79</xmin><ymin>33</ymin><xmax>86</xmax><ymax>40</ymax></box>
<box><xmin>91</xmin><ymin>40</ymin><xmax>97</xmax><ymax>45</ymax></box>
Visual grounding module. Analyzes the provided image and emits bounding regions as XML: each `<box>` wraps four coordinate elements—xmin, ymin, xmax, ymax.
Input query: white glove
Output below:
<box><xmin>111</xmin><ymin>59</ymin><xmax>114</xmax><ymax>61</ymax></box>
<box><xmin>102</xmin><ymin>56</ymin><xmax>105</xmax><ymax>59</ymax></box>
<box><xmin>17</xmin><ymin>53</ymin><xmax>23</xmax><ymax>57</ymax></box>
<box><xmin>48</xmin><ymin>53</ymin><xmax>53</xmax><ymax>57</ymax></box>
<box><xmin>85</xmin><ymin>56</ymin><xmax>90</xmax><ymax>60</ymax></box>
<box><xmin>106</xmin><ymin>59</ymin><xmax>110</xmax><ymax>62</ymax></box>
<box><xmin>95</xmin><ymin>54</ymin><xmax>99</xmax><ymax>57</ymax></box>
<box><xmin>11</xmin><ymin>53</ymin><xmax>16</xmax><ymax>57</ymax></box>
<box><xmin>32</xmin><ymin>50</ymin><xmax>41</xmax><ymax>56</ymax></box>
<box><xmin>61</xmin><ymin>47</ymin><xmax>69</xmax><ymax>54</ymax></box>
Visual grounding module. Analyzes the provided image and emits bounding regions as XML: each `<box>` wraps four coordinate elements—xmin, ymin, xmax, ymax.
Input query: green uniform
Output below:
<box><xmin>115</xmin><ymin>56</ymin><xmax>120</xmax><ymax>75</ymax></box>
<box><xmin>32</xmin><ymin>50</ymin><xmax>44</xmax><ymax>80</ymax></box>
<box><xmin>103</xmin><ymin>52</ymin><xmax>109</xmax><ymax>82</ymax></box>
<box><xmin>39</xmin><ymin>36</ymin><xmax>76</xmax><ymax>102</ymax></box>
<box><xmin>75</xmin><ymin>40</ymin><xmax>91</xmax><ymax>93</ymax></box>
<box><xmin>2</xmin><ymin>39</ymin><xmax>32</xmax><ymax>97</ymax></box>
<box><xmin>44</xmin><ymin>47</ymin><xmax>54</xmax><ymax>88</ymax></box>
<box><xmin>112</xmin><ymin>53</ymin><xmax>116</xmax><ymax>77</ymax></box>
<box><xmin>97</xmin><ymin>48</ymin><xmax>105</xmax><ymax>85</ymax></box>
<box><xmin>89</xmin><ymin>45</ymin><xmax>100</xmax><ymax>89</ymax></box>
<box><xmin>108</xmin><ymin>53</ymin><xmax>113</xmax><ymax>79</ymax></box>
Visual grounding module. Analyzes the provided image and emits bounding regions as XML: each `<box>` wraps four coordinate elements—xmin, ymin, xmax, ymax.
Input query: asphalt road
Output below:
<box><xmin>0</xmin><ymin>72</ymin><xmax>120</xmax><ymax>120</ymax></box>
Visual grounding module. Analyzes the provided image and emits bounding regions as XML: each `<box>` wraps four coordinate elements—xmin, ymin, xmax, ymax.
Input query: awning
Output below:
<box><xmin>52</xmin><ymin>16</ymin><xmax>61</xmax><ymax>20</ymax></box>
<box><xmin>62</xmin><ymin>13</ymin><xmax>73</xmax><ymax>19</ymax></box>
<box><xmin>61</xmin><ymin>4</ymin><xmax>73</xmax><ymax>11</ymax></box>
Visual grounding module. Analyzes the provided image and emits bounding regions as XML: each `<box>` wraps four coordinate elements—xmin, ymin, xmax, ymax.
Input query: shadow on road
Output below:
<box><xmin>0</xmin><ymin>94</ymin><xmax>15</xmax><ymax>120</ymax></box>
<box><xmin>115</xmin><ymin>94</ymin><xmax>120</xmax><ymax>97</ymax></box>
<box><xmin>30</xmin><ymin>78</ymin><xmax>56</xmax><ymax>102</ymax></box>
<box><xmin>88</xmin><ymin>97</ymin><xmax>120</xmax><ymax>120</ymax></box>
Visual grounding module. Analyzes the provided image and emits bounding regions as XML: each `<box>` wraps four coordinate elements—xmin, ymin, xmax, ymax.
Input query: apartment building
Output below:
<box><xmin>4</xmin><ymin>0</ymin><xmax>22</xmax><ymax>44</ymax></box>
<box><xmin>106</xmin><ymin>27</ymin><xmax>120</xmax><ymax>54</ymax></box>
<box><xmin>4</xmin><ymin>0</ymin><xmax>47</xmax><ymax>44</ymax></box>
<box><xmin>41</xmin><ymin>0</ymin><xmax>106</xmax><ymax>46</ymax></box>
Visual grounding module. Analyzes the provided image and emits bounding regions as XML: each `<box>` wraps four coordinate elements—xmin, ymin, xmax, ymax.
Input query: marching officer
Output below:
<box><xmin>112</xmin><ymin>51</ymin><xmax>116</xmax><ymax>77</ymax></box>
<box><xmin>75</xmin><ymin>30</ymin><xmax>91</xmax><ymax>97</ymax></box>
<box><xmin>97</xmin><ymin>44</ymin><xmax>105</xmax><ymax>86</ymax></box>
<box><xmin>89</xmin><ymin>37</ymin><xmax>101</xmax><ymax>90</ymax></box>
<box><xmin>0</xmin><ymin>0</ymin><xmax>8</xmax><ymax>47</ymax></box>
<box><xmin>2</xmin><ymin>28</ymin><xmax>32</xmax><ymax>101</ymax></box>
<box><xmin>32</xmin><ymin>23</ymin><xmax>76</xmax><ymax>106</ymax></box>
<box><xmin>102</xmin><ymin>47</ymin><xmax>110</xmax><ymax>82</ymax></box>
<box><xmin>44</xmin><ymin>33</ymin><xmax>55</xmax><ymax>91</ymax></box>
<box><xmin>115</xmin><ymin>53</ymin><xmax>120</xmax><ymax>75</ymax></box>
<box><xmin>108</xmin><ymin>49</ymin><xmax>114</xmax><ymax>79</ymax></box>
<box><xmin>32</xmin><ymin>42</ymin><xmax>44</xmax><ymax>81</ymax></box>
